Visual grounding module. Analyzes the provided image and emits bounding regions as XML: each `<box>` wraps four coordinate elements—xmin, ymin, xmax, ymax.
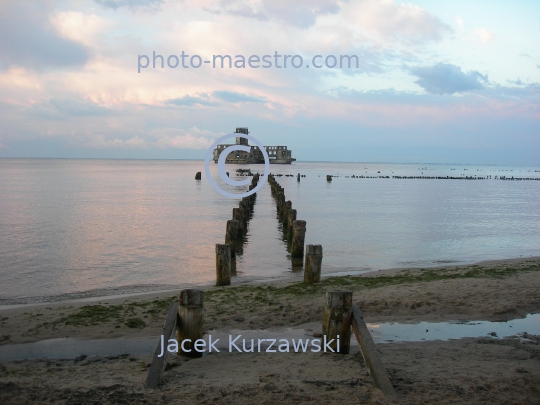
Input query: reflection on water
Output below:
<box><xmin>0</xmin><ymin>159</ymin><xmax>539</xmax><ymax>299</ymax></box>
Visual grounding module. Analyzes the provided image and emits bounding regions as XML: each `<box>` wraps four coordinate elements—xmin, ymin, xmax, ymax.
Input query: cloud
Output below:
<box><xmin>455</xmin><ymin>15</ymin><xmax>464</xmax><ymax>28</ymax></box>
<box><xmin>507</xmin><ymin>78</ymin><xmax>525</xmax><ymax>86</ymax></box>
<box><xmin>212</xmin><ymin>90</ymin><xmax>267</xmax><ymax>103</ymax></box>
<box><xmin>503</xmin><ymin>79</ymin><xmax>540</xmax><ymax>89</ymax></box>
<box><xmin>409</xmin><ymin>63</ymin><xmax>488</xmax><ymax>95</ymax></box>
<box><xmin>209</xmin><ymin>0</ymin><xmax>341</xmax><ymax>28</ymax></box>
<box><xmin>537</xmin><ymin>64</ymin><xmax>540</xmax><ymax>69</ymax></box>
<box><xmin>30</xmin><ymin>99</ymin><xmax>116</xmax><ymax>120</ymax></box>
<box><xmin>166</xmin><ymin>94</ymin><xmax>218</xmax><ymax>106</ymax></box>
<box><xmin>520</xmin><ymin>53</ymin><xmax>532</xmax><ymax>59</ymax></box>
<box><xmin>473</xmin><ymin>28</ymin><xmax>496</xmax><ymax>43</ymax></box>
<box><xmin>339</xmin><ymin>82</ymin><xmax>540</xmax><ymax>109</ymax></box>
<box><xmin>337</xmin><ymin>0</ymin><xmax>453</xmax><ymax>46</ymax></box>
<box><xmin>483</xmin><ymin>83</ymin><xmax>540</xmax><ymax>100</ymax></box>
<box><xmin>0</xmin><ymin>1</ymin><xmax>87</xmax><ymax>71</ymax></box>
<box><xmin>94</xmin><ymin>0</ymin><xmax>165</xmax><ymax>10</ymax></box>
<box><xmin>82</xmin><ymin>127</ymin><xmax>217</xmax><ymax>150</ymax></box>
<box><xmin>51</xmin><ymin>12</ymin><xmax>113</xmax><ymax>48</ymax></box>
<box><xmin>84</xmin><ymin>135</ymin><xmax>148</xmax><ymax>149</ymax></box>
<box><xmin>208</xmin><ymin>0</ymin><xmax>452</xmax><ymax>44</ymax></box>
<box><xmin>0</xmin><ymin>0</ymin><xmax>538</xmax><ymax>165</ymax></box>
<box><xmin>152</xmin><ymin>127</ymin><xmax>216</xmax><ymax>149</ymax></box>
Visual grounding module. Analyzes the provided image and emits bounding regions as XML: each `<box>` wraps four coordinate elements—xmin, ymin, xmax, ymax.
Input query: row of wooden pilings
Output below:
<box><xmin>325</xmin><ymin>174</ymin><xmax>540</xmax><ymax>181</ymax></box>
<box><xmin>215</xmin><ymin>173</ymin><xmax>261</xmax><ymax>286</ymax></box>
<box><xmin>267</xmin><ymin>174</ymin><xmax>323</xmax><ymax>284</ymax></box>
<box><xmin>146</xmin><ymin>172</ymin><xmax>394</xmax><ymax>395</ymax></box>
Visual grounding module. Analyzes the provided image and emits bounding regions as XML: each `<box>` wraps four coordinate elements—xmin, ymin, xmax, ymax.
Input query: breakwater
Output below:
<box><xmin>324</xmin><ymin>175</ymin><xmax>540</xmax><ymax>181</ymax></box>
<box><xmin>215</xmin><ymin>173</ymin><xmax>261</xmax><ymax>285</ymax></box>
<box><xmin>268</xmin><ymin>174</ymin><xmax>323</xmax><ymax>282</ymax></box>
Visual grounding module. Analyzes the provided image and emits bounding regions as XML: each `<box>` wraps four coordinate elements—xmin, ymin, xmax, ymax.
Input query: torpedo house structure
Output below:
<box><xmin>213</xmin><ymin>128</ymin><xmax>296</xmax><ymax>164</ymax></box>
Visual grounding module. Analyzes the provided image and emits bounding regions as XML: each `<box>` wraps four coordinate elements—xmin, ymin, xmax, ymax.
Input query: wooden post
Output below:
<box><xmin>283</xmin><ymin>200</ymin><xmax>292</xmax><ymax>224</ymax></box>
<box><xmin>326</xmin><ymin>175</ymin><xmax>332</xmax><ymax>182</ymax></box>
<box><xmin>177</xmin><ymin>289</ymin><xmax>204</xmax><ymax>358</ymax></box>
<box><xmin>215</xmin><ymin>244</ymin><xmax>231</xmax><ymax>286</ymax></box>
<box><xmin>351</xmin><ymin>304</ymin><xmax>395</xmax><ymax>397</ymax></box>
<box><xmin>297</xmin><ymin>173</ymin><xmax>300</xmax><ymax>182</ymax></box>
<box><xmin>195</xmin><ymin>172</ymin><xmax>201</xmax><ymax>180</ymax></box>
<box><xmin>288</xmin><ymin>209</ymin><xmax>297</xmax><ymax>224</ymax></box>
<box><xmin>232</xmin><ymin>208</ymin><xmax>244</xmax><ymax>232</ymax></box>
<box><xmin>240</xmin><ymin>198</ymin><xmax>250</xmax><ymax>215</ymax></box>
<box><xmin>322</xmin><ymin>290</ymin><xmax>352</xmax><ymax>354</ymax></box>
<box><xmin>291</xmin><ymin>220</ymin><xmax>306</xmax><ymax>257</ymax></box>
<box><xmin>225</xmin><ymin>220</ymin><xmax>239</xmax><ymax>257</ymax></box>
<box><xmin>287</xmin><ymin>209</ymin><xmax>297</xmax><ymax>238</ymax></box>
<box><xmin>277</xmin><ymin>193</ymin><xmax>285</xmax><ymax>217</ymax></box>
<box><xmin>304</xmin><ymin>244</ymin><xmax>323</xmax><ymax>283</ymax></box>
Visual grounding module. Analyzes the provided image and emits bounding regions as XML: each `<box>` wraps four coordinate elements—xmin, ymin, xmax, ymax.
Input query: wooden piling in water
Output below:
<box><xmin>195</xmin><ymin>172</ymin><xmax>201</xmax><ymax>180</ymax></box>
<box><xmin>326</xmin><ymin>175</ymin><xmax>332</xmax><ymax>182</ymax></box>
<box><xmin>297</xmin><ymin>173</ymin><xmax>300</xmax><ymax>182</ymax></box>
<box><xmin>177</xmin><ymin>289</ymin><xmax>204</xmax><ymax>358</ymax></box>
<box><xmin>287</xmin><ymin>209</ymin><xmax>297</xmax><ymax>238</ymax></box>
<box><xmin>276</xmin><ymin>193</ymin><xmax>285</xmax><ymax>215</ymax></box>
<box><xmin>225</xmin><ymin>220</ymin><xmax>240</xmax><ymax>257</ymax></box>
<box><xmin>283</xmin><ymin>200</ymin><xmax>292</xmax><ymax>224</ymax></box>
<box><xmin>240</xmin><ymin>198</ymin><xmax>251</xmax><ymax>218</ymax></box>
<box><xmin>291</xmin><ymin>220</ymin><xmax>306</xmax><ymax>257</ymax></box>
<box><xmin>215</xmin><ymin>244</ymin><xmax>231</xmax><ymax>286</ymax></box>
<box><xmin>232</xmin><ymin>208</ymin><xmax>244</xmax><ymax>232</ymax></box>
<box><xmin>322</xmin><ymin>290</ymin><xmax>352</xmax><ymax>354</ymax></box>
<box><xmin>304</xmin><ymin>244</ymin><xmax>323</xmax><ymax>283</ymax></box>
<box><xmin>249</xmin><ymin>185</ymin><xmax>257</xmax><ymax>204</ymax></box>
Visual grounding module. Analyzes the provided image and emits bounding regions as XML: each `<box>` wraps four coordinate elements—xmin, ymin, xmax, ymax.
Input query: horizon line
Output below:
<box><xmin>1</xmin><ymin>156</ymin><xmax>538</xmax><ymax>167</ymax></box>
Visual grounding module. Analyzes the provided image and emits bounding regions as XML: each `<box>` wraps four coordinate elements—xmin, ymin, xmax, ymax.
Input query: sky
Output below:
<box><xmin>0</xmin><ymin>0</ymin><xmax>539</xmax><ymax>165</ymax></box>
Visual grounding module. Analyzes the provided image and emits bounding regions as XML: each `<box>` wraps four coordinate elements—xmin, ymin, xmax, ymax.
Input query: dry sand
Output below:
<box><xmin>1</xmin><ymin>257</ymin><xmax>539</xmax><ymax>404</ymax></box>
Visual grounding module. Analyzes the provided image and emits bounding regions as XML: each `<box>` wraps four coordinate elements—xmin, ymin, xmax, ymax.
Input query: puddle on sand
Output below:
<box><xmin>0</xmin><ymin>325</ymin><xmax>348</xmax><ymax>361</ymax></box>
<box><xmin>1</xmin><ymin>315</ymin><xmax>538</xmax><ymax>361</ymax></box>
<box><xmin>0</xmin><ymin>338</ymin><xmax>157</xmax><ymax>361</ymax></box>
<box><xmin>368</xmin><ymin>313</ymin><xmax>540</xmax><ymax>343</ymax></box>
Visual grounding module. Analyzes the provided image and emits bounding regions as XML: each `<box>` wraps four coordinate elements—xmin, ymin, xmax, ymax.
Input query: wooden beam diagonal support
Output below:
<box><xmin>144</xmin><ymin>301</ymin><xmax>179</xmax><ymax>389</ymax></box>
<box><xmin>351</xmin><ymin>303</ymin><xmax>396</xmax><ymax>398</ymax></box>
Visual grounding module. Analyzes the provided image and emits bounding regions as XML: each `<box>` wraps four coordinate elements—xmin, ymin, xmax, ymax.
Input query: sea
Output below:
<box><xmin>1</xmin><ymin>159</ymin><xmax>539</xmax><ymax>301</ymax></box>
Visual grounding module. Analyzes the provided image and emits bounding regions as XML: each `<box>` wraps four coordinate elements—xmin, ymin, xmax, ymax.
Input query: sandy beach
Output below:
<box><xmin>1</xmin><ymin>257</ymin><xmax>539</xmax><ymax>404</ymax></box>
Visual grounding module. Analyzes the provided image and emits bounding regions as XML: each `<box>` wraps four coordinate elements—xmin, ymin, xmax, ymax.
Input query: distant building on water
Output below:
<box><xmin>213</xmin><ymin>128</ymin><xmax>296</xmax><ymax>164</ymax></box>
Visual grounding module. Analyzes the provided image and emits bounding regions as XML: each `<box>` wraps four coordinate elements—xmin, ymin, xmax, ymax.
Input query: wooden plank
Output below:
<box><xmin>144</xmin><ymin>301</ymin><xmax>179</xmax><ymax>389</ymax></box>
<box><xmin>351</xmin><ymin>303</ymin><xmax>396</xmax><ymax>397</ymax></box>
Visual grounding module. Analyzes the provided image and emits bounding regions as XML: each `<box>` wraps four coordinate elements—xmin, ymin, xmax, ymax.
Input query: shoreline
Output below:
<box><xmin>2</xmin><ymin>255</ymin><xmax>538</xmax><ymax>311</ymax></box>
<box><xmin>1</xmin><ymin>256</ymin><xmax>539</xmax><ymax>404</ymax></box>
<box><xmin>0</xmin><ymin>256</ymin><xmax>539</xmax><ymax>348</ymax></box>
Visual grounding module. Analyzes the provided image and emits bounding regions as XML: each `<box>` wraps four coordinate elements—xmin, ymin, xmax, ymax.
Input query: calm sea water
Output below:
<box><xmin>1</xmin><ymin>159</ymin><xmax>539</xmax><ymax>300</ymax></box>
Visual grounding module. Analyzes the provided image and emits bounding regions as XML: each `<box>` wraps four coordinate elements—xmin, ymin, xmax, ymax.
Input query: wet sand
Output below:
<box><xmin>1</xmin><ymin>257</ymin><xmax>539</xmax><ymax>404</ymax></box>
